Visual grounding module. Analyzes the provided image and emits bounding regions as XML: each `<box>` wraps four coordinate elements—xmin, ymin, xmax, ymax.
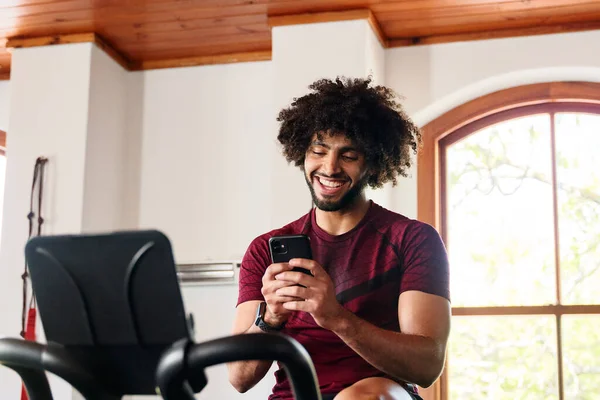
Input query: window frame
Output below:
<box><xmin>417</xmin><ymin>82</ymin><xmax>600</xmax><ymax>400</ymax></box>
<box><xmin>0</xmin><ymin>129</ymin><xmax>5</xmax><ymax>155</ymax></box>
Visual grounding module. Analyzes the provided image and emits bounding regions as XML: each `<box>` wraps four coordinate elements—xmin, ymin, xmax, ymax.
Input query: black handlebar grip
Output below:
<box><xmin>0</xmin><ymin>338</ymin><xmax>120</xmax><ymax>400</ymax></box>
<box><xmin>0</xmin><ymin>338</ymin><xmax>53</xmax><ymax>400</ymax></box>
<box><xmin>157</xmin><ymin>333</ymin><xmax>321</xmax><ymax>400</ymax></box>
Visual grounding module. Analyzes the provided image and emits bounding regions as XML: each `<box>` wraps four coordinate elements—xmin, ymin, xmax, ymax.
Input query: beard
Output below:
<box><xmin>304</xmin><ymin>170</ymin><xmax>368</xmax><ymax>212</ymax></box>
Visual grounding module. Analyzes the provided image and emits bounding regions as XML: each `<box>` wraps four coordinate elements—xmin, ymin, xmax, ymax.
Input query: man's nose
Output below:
<box><xmin>322</xmin><ymin>154</ymin><xmax>341</xmax><ymax>176</ymax></box>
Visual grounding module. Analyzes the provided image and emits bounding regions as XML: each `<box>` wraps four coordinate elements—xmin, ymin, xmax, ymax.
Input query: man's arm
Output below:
<box><xmin>227</xmin><ymin>262</ymin><xmax>299</xmax><ymax>393</ymax></box>
<box><xmin>329</xmin><ymin>291</ymin><xmax>450</xmax><ymax>388</ymax></box>
<box><xmin>226</xmin><ymin>301</ymin><xmax>273</xmax><ymax>393</ymax></box>
<box><xmin>277</xmin><ymin>259</ymin><xmax>451</xmax><ymax>388</ymax></box>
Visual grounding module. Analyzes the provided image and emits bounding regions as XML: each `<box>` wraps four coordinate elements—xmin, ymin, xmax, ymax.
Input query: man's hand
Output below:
<box><xmin>275</xmin><ymin>258</ymin><xmax>346</xmax><ymax>330</ymax></box>
<box><xmin>261</xmin><ymin>263</ymin><xmax>303</xmax><ymax>326</ymax></box>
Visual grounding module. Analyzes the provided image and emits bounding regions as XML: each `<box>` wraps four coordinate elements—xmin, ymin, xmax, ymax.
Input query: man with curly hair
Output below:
<box><xmin>228</xmin><ymin>77</ymin><xmax>451</xmax><ymax>400</ymax></box>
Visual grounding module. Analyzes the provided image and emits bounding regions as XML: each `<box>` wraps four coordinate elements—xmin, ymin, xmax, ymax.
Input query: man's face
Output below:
<box><xmin>303</xmin><ymin>133</ymin><xmax>369</xmax><ymax>212</ymax></box>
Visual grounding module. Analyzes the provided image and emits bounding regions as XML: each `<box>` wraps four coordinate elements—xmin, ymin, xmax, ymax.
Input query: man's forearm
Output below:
<box><xmin>228</xmin><ymin>309</ymin><xmax>289</xmax><ymax>393</ymax></box>
<box><xmin>330</xmin><ymin>308</ymin><xmax>446</xmax><ymax>388</ymax></box>
<box><xmin>227</xmin><ymin>322</ymin><xmax>273</xmax><ymax>392</ymax></box>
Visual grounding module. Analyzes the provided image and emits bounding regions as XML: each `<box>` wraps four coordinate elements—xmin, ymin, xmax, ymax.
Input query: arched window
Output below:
<box><xmin>418</xmin><ymin>83</ymin><xmax>600</xmax><ymax>400</ymax></box>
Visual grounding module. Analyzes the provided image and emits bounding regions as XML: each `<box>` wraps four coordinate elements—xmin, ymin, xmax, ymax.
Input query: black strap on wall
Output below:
<box><xmin>20</xmin><ymin>156</ymin><xmax>48</xmax><ymax>338</ymax></box>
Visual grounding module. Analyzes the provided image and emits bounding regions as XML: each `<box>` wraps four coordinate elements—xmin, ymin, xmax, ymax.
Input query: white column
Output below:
<box><xmin>270</xmin><ymin>18</ymin><xmax>388</xmax><ymax>229</ymax></box>
<box><xmin>0</xmin><ymin>42</ymin><xmax>141</xmax><ymax>400</ymax></box>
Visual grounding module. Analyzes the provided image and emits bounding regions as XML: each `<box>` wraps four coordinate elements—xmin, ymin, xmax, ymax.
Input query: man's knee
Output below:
<box><xmin>334</xmin><ymin>384</ymin><xmax>379</xmax><ymax>400</ymax></box>
<box><xmin>334</xmin><ymin>377</ymin><xmax>413</xmax><ymax>400</ymax></box>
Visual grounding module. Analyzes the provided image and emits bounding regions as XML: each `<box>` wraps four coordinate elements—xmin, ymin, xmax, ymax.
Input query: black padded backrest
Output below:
<box><xmin>25</xmin><ymin>230</ymin><xmax>191</xmax><ymax>347</ymax></box>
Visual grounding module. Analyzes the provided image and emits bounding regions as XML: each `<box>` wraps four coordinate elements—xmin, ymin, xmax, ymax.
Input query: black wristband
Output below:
<box><xmin>254</xmin><ymin>302</ymin><xmax>285</xmax><ymax>332</ymax></box>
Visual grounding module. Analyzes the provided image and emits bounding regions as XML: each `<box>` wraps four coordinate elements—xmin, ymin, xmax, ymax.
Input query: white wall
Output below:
<box><xmin>136</xmin><ymin>60</ymin><xmax>278</xmax><ymax>399</ymax></box>
<box><xmin>363</xmin><ymin>20</ymin><xmax>395</xmax><ymax>209</ymax></box>
<box><xmin>0</xmin><ymin>81</ymin><xmax>10</xmax><ymax>132</ymax></box>
<box><xmin>138</xmin><ymin>61</ymin><xmax>275</xmax><ymax>263</ymax></box>
<box><xmin>0</xmin><ymin>43</ymin><xmax>94</xmax><ymax>400</ymax></box>
<box><xmin>82</xmin><ymin>45</ymin><xmax>137</xmax><ymax>232</ymax></box>
<box><xmin>387</xmin><ymin>30</ymin><xmax>600</xmax><ymax>126</ymax></box>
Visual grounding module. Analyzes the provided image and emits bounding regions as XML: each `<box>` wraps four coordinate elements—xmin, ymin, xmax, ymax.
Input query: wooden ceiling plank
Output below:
<box><xmin>130</xmin><ymin>47</ymin><xmax>271</xmax><ymax>64</ymax></box>
<box><xmin>0</xmin><ymin>23</ymin><xmax>95</xmax><ymax>39</ymax></box>
<box><xmin>104</xmin><ymin>22</ymin><xmax>269</xmax><ymax>47</ymax></box>
<box><xmin>102</xmin><ymin>13</ymin><xmax>267</xmax><ymax>36</ymax></box>
<box><xmin>375</xmin><ymin>0</ymin><xmax>600</xmax><ymax>24</ymax></box>
<box><xmin>134</xmin><ymin>49</ymin><xmax>271</xmax><ymax>71</ymax></box>
<box><xmin>125</xmin><ymin>36</ymin><xmax>271</xmax><ymax>60</ymax></box>
<box><xmin>388</xmin><ymin>19</ymin><xmax>600</xmax><ymax>47</ymax></box>
<box><xmin>120</xmin><ymin>31</ymin><xmax>271</xmax><ymax>55</ymax></box>
<box><xmin>371</xmin><ymin>0</ymin><xmax>584</xmax><ymax>15</ymax></box>
<box><xmin>6</xmin><ymin>32</ymin><xmax>95</xmax><ymax>48</ymax></box>
<box><xmin>0</xmin><ymin>0</ymin><xmax>268</xmax><ymax>12</ymax></box>
<box><xmin>0</xmin><ymin>2</ymin><xmax>267</xmax><ymax>28</ymax></box>
<box><xmin>0</xmin><ymin>13</ymin><xmax>269</xmax><ymax>42</ymax></box>
<box><xmin>5</xmin><ymin>32</ymin><xmax>133</xmax><ymax>70</ymax></box>
<box><xmin>267</xmin><ymin>0</ymin><xmax>372</xmax><ymax>16</ymax></box>
<box><xmin>0</xmin><ymin>9</ymin><xmax>268</xmax><ymax>48</ymax></box>
<box><xmin>382</xmin><ymin>7</ymin><xmax>600</xmax><ymax>37</ymax></box>
<box><xmin>0</xmin><ymin>1</ymin><xmax>88</xmax><ymax>19</ymax></box>
<box><xmin>268</xmin><ymin>9</ymin><xmax>371</xmax><ymax>27</ymax></box>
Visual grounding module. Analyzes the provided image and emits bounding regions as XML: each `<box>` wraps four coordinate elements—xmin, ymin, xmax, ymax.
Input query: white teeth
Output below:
<box><xmin>319</xmin><ymin>178</ymin><xmax>344</xmax><ymax>188</ymax></box>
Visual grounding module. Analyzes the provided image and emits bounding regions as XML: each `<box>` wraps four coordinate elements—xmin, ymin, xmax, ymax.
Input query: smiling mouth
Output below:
<box><xmin>314</xmin><ymin>175</ymin><xmax>348</xmax><ymax>196</ymax></box>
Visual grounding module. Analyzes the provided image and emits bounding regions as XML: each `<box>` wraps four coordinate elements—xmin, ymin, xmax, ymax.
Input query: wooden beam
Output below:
<box><xmin>6</xmin><ymin>33</ymin><xmax>96</xmax><ymax>48</ymax></box>
<box><xmin>268</xmin><ymin>9</ymin><xmax>370</xmax><ymax>27</ymax></box>
<box><xmin>388</xmin><ymin>20</ymin><xmax>600</xmax><ymax>47</ymax></box>
<box><xmin>133</xmin><ymin>50</ymin><xmax>271</xmax><ymax>71</ymax></box>
<box><xmin>92</xmin><ymin>35</ymin><xmax>135</xmax><ymax>71</ymax></box>
<box><xmin>6</xmin><ymin>32</ymin><xmax>134</xmax><ymax>71</ymax></box>
<box><xmin>268</xmin><ymin>9</ymin><xmax>388</xmax><ymax>48</ymax></box>
<box><xmin>366</xmin><ymin>10</ymin><xmax>388</xmax><ymax>48</ymax></box>
<box><xmin>3</xmin><ymin>31</ymin><xmax>270</xmax><ymax>73</ymax></box>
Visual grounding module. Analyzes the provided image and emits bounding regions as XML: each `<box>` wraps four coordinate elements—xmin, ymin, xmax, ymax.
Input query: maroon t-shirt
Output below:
<box><xmin>237</xmin><ymin>201</ymin><xmax>450</xmax><ymax>399</ymax></box>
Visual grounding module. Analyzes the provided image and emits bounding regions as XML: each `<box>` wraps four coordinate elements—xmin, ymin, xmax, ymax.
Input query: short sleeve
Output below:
<box><xmin>400</xmin><ymin>222</ymin><xmax>450</xmax><ymax>302</ymax></box>
<box><xmin>237</xmin><ymin>236</ymin><xmax>271</xmax><ymax>306</ymax></box>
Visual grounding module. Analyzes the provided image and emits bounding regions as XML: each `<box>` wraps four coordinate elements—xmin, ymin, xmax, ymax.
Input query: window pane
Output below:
<box><xmin>445</xmin><ymin>114</ymin><xmax>556</xmax><ymax>307</ymax></box>
<box><xmin>555</xmin><ymin>113</ymin><xmax>600</xmax><ymax>305</ymax></box>
<box><xmin>562</xmin><ymin>315</ymin><xmax>600</xmax><ymax>399</ymax></box>
<box><xmin>448</xmin><ymin>315</ymin><xmax>559</xmax><ymax>400</ymax></box>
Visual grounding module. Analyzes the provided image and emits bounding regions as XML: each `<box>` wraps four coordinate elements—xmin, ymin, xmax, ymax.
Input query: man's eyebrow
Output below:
<box><xmin>310</xmin><ymin>141</ymin><xmax>359</xmax><ymax>153</ymax></box>
<box><xmin>311</xmin><ymin>140</ymin><xmax>329</xmax><ymax>148</ymax></box>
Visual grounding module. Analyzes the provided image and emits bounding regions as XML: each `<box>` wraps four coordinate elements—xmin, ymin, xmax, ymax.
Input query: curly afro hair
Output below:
<box><xmin>276</xmin><ymin>76</ymin><xmax>422</xmax><ymax>189</ymax></box>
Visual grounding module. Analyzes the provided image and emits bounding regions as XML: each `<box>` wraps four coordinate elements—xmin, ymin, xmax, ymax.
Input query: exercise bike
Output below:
<box><xmin>0</xmin><ymin>230</ymin><xmax>321</xmax><ymax>400</ymax></box>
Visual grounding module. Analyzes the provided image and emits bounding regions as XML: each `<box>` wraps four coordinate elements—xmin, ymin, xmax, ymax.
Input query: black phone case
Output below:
<box><xmin>269</xmin><ymin>234</ymin><xmax>313</xmax><ymax>275</ymax></box>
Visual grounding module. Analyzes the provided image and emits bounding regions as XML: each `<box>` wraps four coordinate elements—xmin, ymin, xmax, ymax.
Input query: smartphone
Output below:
<box><xmin>268</xmin><ymin>234</ymin><xmax>313</xmax><ymax>275</ymax></box>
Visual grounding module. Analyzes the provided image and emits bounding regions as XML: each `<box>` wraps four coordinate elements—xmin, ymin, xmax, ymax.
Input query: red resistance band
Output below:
<box><xmin>20</xmin><ymin>156</ymin><xmax>47</xmax><ymax>400</ymax></box>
